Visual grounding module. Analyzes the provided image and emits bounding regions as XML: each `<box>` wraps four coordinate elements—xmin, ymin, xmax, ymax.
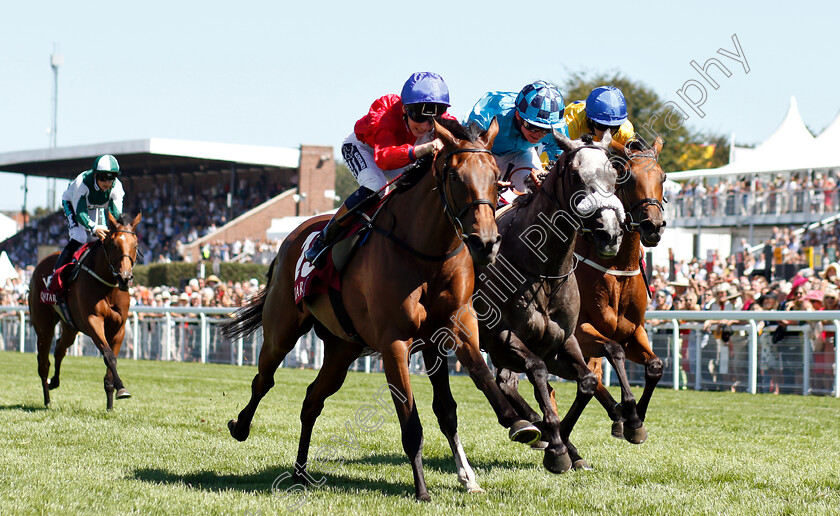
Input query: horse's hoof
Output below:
<box><xmin>116</xmin><ymin>389</ymin><xmax>131</xmax><ymax>399</ymax></box>
<box><xmin>47</xmin><ymin>378</ymin><xmax>59</xmax><ymax>391</ymax></box>
<box><xmin>467</xmin><ymin>485</ymin><xmax>485</xmax><ymax>494</ymax></box>
<box><xmin>228</xmin><ymin>419</ymin><xmax>250</xmax><ymax>441</ymax></box>
<box><xmin>611</xmin><ymin>421</ymin><xmax>624</xmax><ymax>439</ymax></box>
<box><xmin>543</xmin><ymin>448</ymin><xmax>572</xmax><ymax>474</ymax></box>
<box><xmin>531</xmin><ymin>440</ymin><xmax>549</xmax><ymax>450</ymax></box>
<box><xmin>624</xmin><ymin>423</ymin><xmax>647</xmax><ymax>444</ymax></box>
<box><xmin>416</xmin><ymin>493</ymin><xmax>432</xmax><ymax>503</ymax></box>
<box><xmin>572</xmin><ymin>459</ymin><xmax>593</xmax><ymax>471</ymax></box>
<box><xmin>509</xmin><ymin>420</ymin><xmax>541</xmax><ymax>445</ymax></box>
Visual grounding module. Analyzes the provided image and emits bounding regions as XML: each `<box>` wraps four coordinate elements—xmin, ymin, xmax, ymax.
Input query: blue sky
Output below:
<box><xmin>2</xmin><ymin>0</ymin><xmax>837</xmax><ymax>211</ymax></box>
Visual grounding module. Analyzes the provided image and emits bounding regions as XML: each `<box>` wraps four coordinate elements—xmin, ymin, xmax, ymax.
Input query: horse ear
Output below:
<box><xmin>434</xmin><ymin>119</ymin><xmax>456</xmax><ymax>147</ymax></box>
<box><xmin>653</xmin><ymin>136</ymin><xmax>665</xmax><ymax>154</ymax></box>
<box><xmin>107</xmin><ymin>211</ymin><xmax>118</xmax><ymax>230</ymax></box>
<box><xmin>479</xmin><ymin>117</ymin><xmax>500</xmax><ymax>149</ymax></box>
<box><xmin>596</xmin><ymin>128</ymin><xmax>613</xmax><ymax>150</ymax></box>
<box><xmin>552</xmin><ymin>130</ymin><xmax>579</xmax><ymax>154</ymax></box>
<box><xmin>131</xmin><ymin>212</ymin><xmax>142</xmax><ymax>230</ymax></box>
<box><xmin>610</xmin><ymin>138</ymin><xmax>627</xmax><ymax>156</ymax></box>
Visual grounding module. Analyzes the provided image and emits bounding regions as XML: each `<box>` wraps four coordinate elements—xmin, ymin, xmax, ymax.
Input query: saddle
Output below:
<box><xmin>40</xmin><ymin>242</ymin><xmax>98</xmax><ymax>306</ymax></box>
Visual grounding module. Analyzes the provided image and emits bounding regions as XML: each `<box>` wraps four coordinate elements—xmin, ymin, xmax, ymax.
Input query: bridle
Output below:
<box><xmin>617</xmin><ymin>164</ymin><xmax>667</xmax><ymax>234</ymax></box>
<box><xmin>436</xmin><ymin>147</ymin><xmax>497</xmax><ymax>242</ymax></box>
<box><xmin>539</xmin><ymin>144</ymin><xmax>612</xmax><ymax>236</ymax></box>
<box><xmin>101</xmin><ymin>229</ymin><xmax>140</xmax><ymax>291</ymax></box>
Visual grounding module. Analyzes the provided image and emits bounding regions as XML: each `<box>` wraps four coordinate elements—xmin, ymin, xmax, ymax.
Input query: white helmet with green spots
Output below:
<box><xmin>92</xmin><ymin>154</ymin><xmax>120</xmax><ymax>179</ymax></box>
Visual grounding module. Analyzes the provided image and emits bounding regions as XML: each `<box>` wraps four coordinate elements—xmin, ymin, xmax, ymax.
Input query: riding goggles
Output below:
<box><xmin>97</xmin><ymin>173</ymin><xmax>118</xmax><ymax>181</ymax></box>
<box><xmin>405</xmin><ymin>103</ymin><xmax>447</xmax><ymax>123</ymax></box>
<box><xmin>521</xmin><ymin>119</ymin><xmax>551</xmax><ymax>134</ymax></box>
<box><xmin>593</xmin><ymin>121</ymin><xmax>621</xmax><ymax>133</ymax></box>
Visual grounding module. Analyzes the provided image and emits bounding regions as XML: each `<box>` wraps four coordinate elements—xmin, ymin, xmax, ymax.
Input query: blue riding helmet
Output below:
<box><xmin>515</xmin><ymin>81</ymin><xmax>565</xmax><ymax>129</ymax></box>
<box><xmin>585</xmin><ymin>86</ymin><xmax>628</xmax><ymax>126</ymax></box>
<box><xmin>401</xmin><ymin>72</ymin><xmax>450</xmax><ymax>116</ymax></box>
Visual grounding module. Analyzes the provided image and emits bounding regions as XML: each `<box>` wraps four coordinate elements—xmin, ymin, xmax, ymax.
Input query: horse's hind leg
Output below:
<box><xmin>50</xmin><ymin>323</ymin><xmax>78</xmax><ymax>391</ymax></box>
<box><xmin>294</xmin><ymin>336</ymin><xmax>362</xmax><ymax>488</ymax></box>
<box><xmin>422</xmin><ymin>347</ymin><xmax>483</xmax><ymax>493</ymax></box>
<box><xmin>229</xmin><ymin>313</ymin><xmax>308</xmax><ymax>442</ymax></box>
<box><xmin>35</xmin><ymin>319</ymin><xmax>58</xmax><ymax>406</ymax></box>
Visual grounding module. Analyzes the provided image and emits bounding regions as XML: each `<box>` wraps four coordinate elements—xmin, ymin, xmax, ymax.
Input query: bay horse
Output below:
<box><xmin>573</xmin><ymin>137</ymin><xmax>666</xmax><ymax>443</ymax></box>
<box><xmin>221</xmin><ymin>118</ymin><xmax>542</xmax><ymax>502</ymax></box>
<box><xmin>28</xmin><ymin>212</ymin><xmax>141</xmax><ymax>411</ymax></box>
<box><xmin>478</xmin><ymin>131</ymin><xmax>625</xmax><ymax>473</ymax></box>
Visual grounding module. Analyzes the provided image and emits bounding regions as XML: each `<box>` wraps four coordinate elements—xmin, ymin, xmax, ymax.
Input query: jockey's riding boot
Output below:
<box><xmin>45</xmin><ymin>240</ymin><xmax>81</xmax><ymax>289</ymax></box>
<box><xmin>304</xmin><ymin>185</ymin><xmax>380</xmax><ymax>269</ymax></box>
<box><xmin>304</xmin><ymin>204</ymin><xmax>352</xmax><ymax>269</ymax></box>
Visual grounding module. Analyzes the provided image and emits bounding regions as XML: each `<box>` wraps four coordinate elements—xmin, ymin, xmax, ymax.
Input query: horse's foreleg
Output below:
<box><xmin>293</xmin><ymin>338</ymin><xmax>362</xmax><ymax>488</ymax></box>
<box><xmin>587</xmin><ymin>357</ymin><xmax>625</xmax><ymax>438</ymax></box>
<box><xmin>578</xmin><ymin>323</ymin><xmax>645</xmax><ymax>443</ymax></box>
<box><xmin>382</xmin><ymin>340</ymin><xmax>429</xmax><ymax>502</ymax></box>
<box><xmin>421</xmin><ymin>347</ymin><xmax>482</xmax><ymax>493</ymax></box>
<box><xmin>50</xmin><ymin>324</ymin><xmax>77</xmax><ymax>391</ymax></box>
<box><xmin>495</xmin><ymin>368</ymin><xmax>542</xmax><ymax>424</ymax></box>
<box><xmin>85</xmin><ymin>316</ymin><xmax>123</xmax><ymax>411</ymax></box>
<box><xmin>108</xmin><ymin>325</ymin><xmax>131</xmax><ymax>400</ymax></box>
<box><xmin>545</xmin><ymin>334</ymin><xmax>598</xmax><ymax>471</ymax></box>
<box><xmin>626</xmin><ymin>325</ymin><xmax>662</xmax><ymax>422</ymax></box>
<box><xmin>454</xmin><ymin>332</ymin><xmax>541</xmax><ymax>446</ymax></box>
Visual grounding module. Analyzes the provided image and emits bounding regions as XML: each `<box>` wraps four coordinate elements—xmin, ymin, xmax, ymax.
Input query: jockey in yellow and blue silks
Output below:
<box><xmin>47</xmin><ymin>154</ymin><xmax>125</xmax><ymax>286</ymax></box>
<box><xmin>465</xmin><ymin>80</ymin><xmax>568</xmax><ymax>203</ymax></box>
<box><xmin>565</xmin><ymin>86</ymin><xmax>635</xmax><ymax>145</ymax></box>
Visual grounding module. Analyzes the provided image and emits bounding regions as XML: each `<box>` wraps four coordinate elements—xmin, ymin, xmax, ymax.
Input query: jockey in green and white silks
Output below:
<box><xmin>48</xmin><ymin>154</ymin><xmax>125</xmax><ymax>283</ymax></box>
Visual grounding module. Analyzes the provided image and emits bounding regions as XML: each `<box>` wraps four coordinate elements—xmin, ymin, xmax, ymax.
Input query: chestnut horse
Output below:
<box><xmin>479</xmin><ymin>131</ymin><xmax>625</xmax><ymax>473</ymax></box>
<box><xmin>573</xmin><ymin>137</ymin><xmax>666</xmax><ymax>443</ymax></box>
<box><xmin>220</xmin><ymin>119</ymin><xmax>542</xmax><ymax>502</ymax></box>
<box><xmin>28</xmin><ymin>212</ymin><xmax>141</xmax><ymax>410</ymax></box>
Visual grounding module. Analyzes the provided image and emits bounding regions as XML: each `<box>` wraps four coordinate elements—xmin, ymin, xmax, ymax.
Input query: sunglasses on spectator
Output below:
<box><xmin>521</xmin><ymin>119</ymin><xmax>551</xmax><ymax>134</ymax></box>
<box><xmin>96</xmin><ymin>174</ymin><xmax>117</xmax><ymax>182</ymax></box>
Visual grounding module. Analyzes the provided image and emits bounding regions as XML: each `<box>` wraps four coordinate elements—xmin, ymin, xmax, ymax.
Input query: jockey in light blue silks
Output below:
<box><xmin>465</xmin><ymin>80</ymin><xmax>568</xmax><ymax>204</ymax></box>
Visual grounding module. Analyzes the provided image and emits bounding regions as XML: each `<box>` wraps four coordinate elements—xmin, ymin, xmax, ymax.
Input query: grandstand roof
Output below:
<box><xmin>669</xmin><ymin>96</ymin><xmax>840</xmax><ymax>180</ymax></box>
<box><xmin>0</xmin><ymin>138</ymin><xmax>300</xmax><ymax>180</ymax></box>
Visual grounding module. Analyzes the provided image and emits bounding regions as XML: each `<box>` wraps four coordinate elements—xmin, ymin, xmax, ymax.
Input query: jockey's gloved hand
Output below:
<box><xmin>92</xmin><ymin>225</ymin><xmax>108</xmax><ymax>240</ymax></box>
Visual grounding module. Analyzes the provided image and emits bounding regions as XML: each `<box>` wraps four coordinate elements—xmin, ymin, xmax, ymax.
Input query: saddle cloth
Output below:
<box><xmin>294</xmin><ymin>222</ymin><xmax>341</xmax><ymax>305</ymax></box>
<box><xmin>40</xmin><ymin>242</ymin><xmax>97</xmax><ymax>305</ymax></box>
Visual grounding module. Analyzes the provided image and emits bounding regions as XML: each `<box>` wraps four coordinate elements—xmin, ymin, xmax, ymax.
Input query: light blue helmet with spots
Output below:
<box><xmin>515</xmin><ymin>81</ymin><xmax>565</xmax><ymax>129</ymax></box>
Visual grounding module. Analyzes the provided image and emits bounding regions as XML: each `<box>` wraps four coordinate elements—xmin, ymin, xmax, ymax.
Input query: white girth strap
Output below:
<box><xmin>572</xmin><ymin>253</ymin><xmax>641</xmax><ymax>277</ymax></box>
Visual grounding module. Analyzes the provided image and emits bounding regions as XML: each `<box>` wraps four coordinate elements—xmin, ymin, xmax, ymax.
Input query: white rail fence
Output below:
<box><xmin>1</xmin><ymin>306</ymin><xmax>838</xmax><ymax>398</ymax></box>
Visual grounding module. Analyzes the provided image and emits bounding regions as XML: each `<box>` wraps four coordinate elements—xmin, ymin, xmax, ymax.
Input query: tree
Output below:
<box><xmin>561</xmin><ymin>71</ymin><xmax>729</xmax><ymax>172</ymax></box>
<box><xmin>334</xmin><ymin>162</ymin><xmax>357</xmax><ymax>208</ymax></box>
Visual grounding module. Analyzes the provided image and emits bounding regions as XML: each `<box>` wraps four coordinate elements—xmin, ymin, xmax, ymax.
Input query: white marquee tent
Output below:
<box><xmin>669</xmin><ymin>97</ymin><xmax>840</xmax><ymax>180</ymax></box>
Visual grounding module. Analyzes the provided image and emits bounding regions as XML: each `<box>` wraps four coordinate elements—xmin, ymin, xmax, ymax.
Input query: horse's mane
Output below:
<box><xmin>440</xmin><ymin>118</ymin><xmax>484</xmax><ymax>143</ymax></box>
<box><xmin>115</xmin><ymin>213</ymin><xmax>134</xmax><ymax>227</ymax></box>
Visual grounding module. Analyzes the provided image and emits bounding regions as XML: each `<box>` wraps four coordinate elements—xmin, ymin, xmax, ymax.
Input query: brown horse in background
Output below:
<box><xmin>221</xmin><ymin>119</ymin><xmax>542</xmax><ymax>502</ymax></box>
<box><xmin>573</xmin><ymin>137</ymin><xmax>666</xmax><ymax>443</ymax></box>
<box><xmin>28</xmin><ymin>212</ymin><xmax>141</xmax><ymax>411</ymax></box>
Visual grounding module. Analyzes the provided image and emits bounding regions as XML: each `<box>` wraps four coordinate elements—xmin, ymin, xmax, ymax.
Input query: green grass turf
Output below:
<box><xmin>0</xmin><ymin>350</ymin><xmax>838</xmax><ymax>515</ymax></box>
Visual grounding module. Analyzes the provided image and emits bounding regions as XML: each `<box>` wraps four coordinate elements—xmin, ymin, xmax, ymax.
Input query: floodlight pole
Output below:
<box><xmin>48</xmin><ymin>45</ymin><xmax>63</xmax><ymax>210</ymax></box>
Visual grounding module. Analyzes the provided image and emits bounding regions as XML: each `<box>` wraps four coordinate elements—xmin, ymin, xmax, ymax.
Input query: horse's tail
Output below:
<box><xmin>219</xmin><ymin>255</ymin><xmax>278</xmax><ymax>340</ymax></box>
